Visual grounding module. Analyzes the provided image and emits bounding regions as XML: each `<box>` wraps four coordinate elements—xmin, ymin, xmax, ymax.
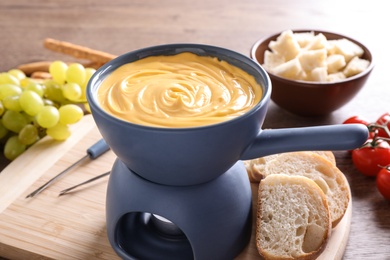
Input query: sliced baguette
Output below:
<box><xmin>262</xmin><ymin>152</ymin><xmax>349</xmax><ymax>227</ymax></box>
<box><xmin>244</xmin><ymin>154</ymin><xmax>279</xmax><ymax>182</ymax></box>
<box><xmin>257</xmin><ymin>174</ymin><xmax>331</xmax><ymax>260</ymax></box>
<box><xmin>244</xmin><ymin>151</ymin><xmax>336</xmax><ymax>183</ymax></box>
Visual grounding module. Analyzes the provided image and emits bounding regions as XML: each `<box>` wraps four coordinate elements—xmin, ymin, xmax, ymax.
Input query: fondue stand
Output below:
<box><xmin>87</xmin><ymin>44</ymin><xmax>368</xmax><ymax>259</ymax></box>
<box><xmin>106</xmin><ymin>159</ymin><xmax>252</xmax><ymax>259</ymax></box>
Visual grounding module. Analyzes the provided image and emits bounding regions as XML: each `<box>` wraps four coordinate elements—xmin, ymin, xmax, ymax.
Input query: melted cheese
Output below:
<box><xmin>97</xmin><ymin>52</ymin><xmax>262</xmax><ymax>128</ymax></box>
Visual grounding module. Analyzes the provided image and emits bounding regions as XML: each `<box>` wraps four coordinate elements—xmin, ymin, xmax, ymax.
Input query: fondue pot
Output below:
<box><xmin>87</xmin><ymin>44</ymin><xmax>368</xmax><ymax>259</ymax></box>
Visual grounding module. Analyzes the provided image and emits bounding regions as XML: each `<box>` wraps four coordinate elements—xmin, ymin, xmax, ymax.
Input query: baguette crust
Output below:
<box><xmin>244</xmin><ymin>151</ymin><xmax>336</xmax><ymax>183</ymax></box>
<box><xmin>257</xmin><ymin>174</ymin><xmax>331</xmax><ymax>260</ymax></box>
<box><xmin>244</xmin><ymin>154</ymin><xmax>279</xmax><ymax>182</ymax></box>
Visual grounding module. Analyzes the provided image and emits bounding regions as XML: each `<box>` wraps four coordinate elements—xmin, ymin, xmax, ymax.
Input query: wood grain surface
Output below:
<box><xmin>0</xmin><ymin>115</ymin><xmax>351</xmax><ymax>259</ymax></box>
<box><xmin>0</xmin><ymin>0</ymin><xmax>389</xmax><ymax>259</ymax></box>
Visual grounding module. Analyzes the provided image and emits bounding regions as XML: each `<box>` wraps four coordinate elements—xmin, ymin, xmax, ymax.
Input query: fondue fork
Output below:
<box><xmin>58</xmin><ymin>171</ymin><xmax>111</xmax><ymax>196</ymax></box>
<box><xmin>26</xmin><ymin>138</ymin><xmax>110</xmax><ymax>198</ymax></box>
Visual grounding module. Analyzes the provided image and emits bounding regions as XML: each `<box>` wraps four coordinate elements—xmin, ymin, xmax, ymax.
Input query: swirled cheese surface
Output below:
<box><xmin>97</xmin><ymin>52</ymin><xmax>263</xmax><ymax>128</ymax></box>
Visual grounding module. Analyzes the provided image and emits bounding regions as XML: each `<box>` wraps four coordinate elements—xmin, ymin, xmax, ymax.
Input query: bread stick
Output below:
<box><xmin>30</xmin><ymin>71</ymin><xmax>52</xmax><ymax>79</ymax></box>
<box><xmin>17</xmin><ymin>60</ymin><xmax>103</xmax><ymax>76</ymax></box>
<box><xmin>17</xmin><ymin>61</ymin><xmax>53</xmax><ymax>76</ymax></box>
<box><xmin>43</xmin><ymin>38</ymin><xmax>117</xmax><ymax>64</ymax></box>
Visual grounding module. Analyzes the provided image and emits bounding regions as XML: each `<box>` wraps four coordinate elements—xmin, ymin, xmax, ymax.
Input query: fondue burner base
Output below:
<box><xmin>106</xmin><ymin>159</ymin><xmax>252</xmax><ymax>260</ymax></box>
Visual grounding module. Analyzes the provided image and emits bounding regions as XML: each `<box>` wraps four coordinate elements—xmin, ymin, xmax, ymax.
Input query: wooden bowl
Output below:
<box><xmin>250</xmin><ymin>30</ymin><xmax>374</xmax><ymax>116</ymax></box>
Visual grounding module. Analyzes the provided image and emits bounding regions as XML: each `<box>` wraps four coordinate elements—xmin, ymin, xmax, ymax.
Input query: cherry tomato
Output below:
<box><xmin>343</xmin><ymin>115</ymin><xmax>374</xmax><ymax>144</ymax></box>
<box><xmin>375</xmin><ymin>112</ymin><xmax>390</xmax><ymax>138</ymax></box>
<box><xmin>343</xmin><ymin>115</ymin><xmax>370</xmax><ymax>126</ymax></box>
<box><xmin>376</xmin><ymin>167</ymin><xmax>390</xmax><ymax>200</ymax></box>
<box><xmin>352</xmin><ymin>139</ymin><xmax>390</xmax><ymax>177</ymax></box>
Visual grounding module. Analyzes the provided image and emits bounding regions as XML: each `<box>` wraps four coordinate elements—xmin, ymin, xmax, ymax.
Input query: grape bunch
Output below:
<box><xmin>0</xmin><ymin>61</ymin><xmax>96</xmax><ymax>160</ymax></box>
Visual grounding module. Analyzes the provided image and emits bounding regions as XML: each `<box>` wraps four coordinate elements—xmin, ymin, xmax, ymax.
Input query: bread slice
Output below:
<box><xmin>244</xmin><ymin>151</ymin><xmax>336</xmax><ymax>183</ymax></box>
<box><xmin>262</xmin><ymin>152</ymin><xmax>349</xmax><ymax>227</ymax></box>
<box><xmin>257</xmin><ymin>174</ymin><xmax>331</xmax><ymax>260</ymax></box>
<box><xmin>244</xmin><ymin>154</ymin><xmax>279</xmax><ymax>182</ymax></box>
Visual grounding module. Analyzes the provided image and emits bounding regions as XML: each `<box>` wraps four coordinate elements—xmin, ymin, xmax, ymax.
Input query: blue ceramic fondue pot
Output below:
<box><xmin>87</xmin><ymin>43</ymin><xmax>368</xmax><ymax>186</ymax></box>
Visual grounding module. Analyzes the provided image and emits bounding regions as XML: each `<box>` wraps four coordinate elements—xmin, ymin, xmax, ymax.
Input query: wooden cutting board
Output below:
<box><xmin>0</xmin><ymin>114</ymin><xmax>351</xmax><ymax>259</ymax></box>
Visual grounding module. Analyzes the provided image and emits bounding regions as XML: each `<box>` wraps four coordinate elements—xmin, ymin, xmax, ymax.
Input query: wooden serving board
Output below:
<box><xmin>0</xmin><ymin>115</ymin><xmax>351</xmax><ymax>259</ymax></box>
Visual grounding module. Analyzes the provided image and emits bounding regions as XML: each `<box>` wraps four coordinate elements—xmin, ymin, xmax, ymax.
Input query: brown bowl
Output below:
<box><xmin>250</xmin><ymin>30</ymin><xmax>374</xmax><ymax>116</ymax></box>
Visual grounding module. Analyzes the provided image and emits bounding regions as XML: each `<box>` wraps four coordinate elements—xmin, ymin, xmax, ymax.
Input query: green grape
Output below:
<box><xmin>2</xmin><ymin>110</ymin><xmax>28</xmax><ymax>133</ymax></box>
<box><xmin>20</xmin><ymin>77</ymin><xmax>38</xmax><ymax>88</ymax></box>
<box><xmin>4</xmin><ymin>135</ymin><xmax>26</xmax><ymax>160</ymax></box>
<box><xmin>46</xmin><ymin>123</ymin><xmax>71</xmax><ymax>141</ymax></box>
<box><xmin>79</xmin><ymin>67</ymin><xmax>96</xmax><ymax>101</ymax></box>
<box><xmin>18</xmin><ymin>124</ymin><xmax>39</xmax><ymax>145</ymax></box>
<box><xmin>8</xmin><ymin>69</ymin><xmax>26</xmax><ymax>81</ymax></box>
<box><xmin>3</xmin><ymin>95</ymin><xmax>22</xmax><ymax>111</ymax></box>
<box><xmin>0</xmin><ymin>101</ymin><xmax>5</xmax><ymax>116</ymax></box>
<box><xmin>83</xmin><ymin>68</ymin><xmax>96</xmax><ymax>86</ymax></box>
<box><xmin>59</xmin><ymin>104</ymin><xmax>84</xmax><ymax>125</ymax></box>
<box><xmin>25</xmin><ymin>81</ymin><xmax>45</xmax><ymax>97</ymax></box>
<box><xmin>0</xmin><ymin>72</ymin><xmax>20</xmax><ymax>85</ymax></box>
<box><xmin>65</xmin><ymin>63</ymin><xmax>86</xmax><ymax>86</ymax></box>
<box><xmin>84</xmin><ymin>102</ymin><xmax>91</xmax><ymax>113</ymax></box>
<box><xmin>21</xmin><ymin>111</ymin><xmax>36</xmax><ymax>124</ymax></box>
<box><xmin>62</xmin><ymin>82</ymin><xmax>82</xmax><ymax>101</ymax></box>
<box><xmin>43</xmin><ymin>98</ymin><xmax>56</xmax><ymax>107</ymax></box>
<box><xmin>36</xmin><ymin>105</ymin><xmax>60</xmax><ymax>128</ymax></box>
<box><xmin>44</xmin><ymin>80</ymin><xmax>67</xmax><ymax>104</ymax></box>
<box><xmin>0</xmin><ymin>83</ymin><xmax>22</xmax><ymax>100</ymax></box>
<box><xmin>19</xmin><ymin>90</ymin><xmax>44</xmax><ymax>116</ymax></box>
<box><xmin>0</xmin><ymin>121</ymin><xmax>9</xmax><ymax>139</ymax></box>
<box><xmin>49</xmin><ymin>60</ymin><xmax>68</xmax><ymax>84</ymax></box>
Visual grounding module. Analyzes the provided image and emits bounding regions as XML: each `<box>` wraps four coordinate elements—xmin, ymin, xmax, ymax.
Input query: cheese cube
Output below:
<box><xmin>327</xmin><ymin>72</ymin><xmax>346</xmax><ymax>82</ymax></box>
<box><xmin>263</xmin><ymin>29</ymin><xmax>369</xmax><ymax>82</ymax></box>
<box><xmin>303</xmin><ymin>33</ymin><xmax>328</xmax><ymax>51</ymax></box>
<box><xmin>271</xmin><ymin>58</ymin><xmax>305</xmax><ymax>80</ymax></box>
<box><xmin>294</xmin><ymin>31</ymin><xmax>316</xmax><ymax>48</ymax></box>
<box><xmin>343</xmin><ymin>56</ymin><xmax>370</xmax><ymax>77</ymax></box>
<box><xmin>327</xmin><ymin>38</ymin><xmax>364</xmax><ymax>62</ymax></box>
<box><xmin>263</xmin><ymin>50</ymin><xmax>285</xmax><ymax>70</ymax></box>
<box><xmin>327</xmin><ymin>54</ymin><xmax>346</xmax><ymax>73</ymax></box>
<box><xmin>309</xmin><ymin>67</ymin><xmax>328</xmax><ymax>82</ymax></box>
<box><xmin>269</xmin><ymin>30</ymin><xmax>301</xmax><ymax>61</ymax></box>
<box><xmin>298</xmin><ymin>49</ymin><xmax>327</xmax><ymax>72</ymax></box>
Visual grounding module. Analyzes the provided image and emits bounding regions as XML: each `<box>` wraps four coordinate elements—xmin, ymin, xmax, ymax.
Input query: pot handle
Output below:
<box><xmin>240</xmin><ymin>124</ymin><xmax>368</xmax><ymax>160</ymax></box>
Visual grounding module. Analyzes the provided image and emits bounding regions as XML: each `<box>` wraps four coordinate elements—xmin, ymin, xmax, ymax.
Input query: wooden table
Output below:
<box><xmin>0</xmin><ymin>0</ymin><xmax>389</xmax><ymax>259</ymax></box>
